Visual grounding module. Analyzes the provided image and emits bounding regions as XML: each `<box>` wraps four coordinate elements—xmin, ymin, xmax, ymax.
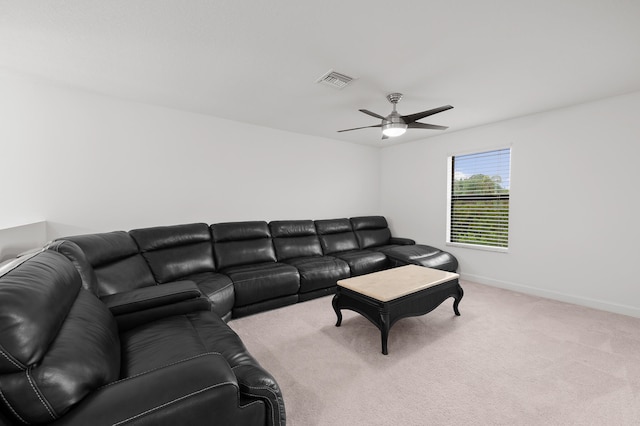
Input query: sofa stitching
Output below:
<box><xmin>111</xmin><ymin>381</ymin><xmax>237</xmax><ymax>426</ymax></box>
<box><xmin>101</xmin><ymin>352</ymin><xmax>222</xmax><ymax>388</ymax></box>
<box><xmin>146</xmin><ymin>233</ymin><xmax>211</xmax><ymax>247</ymax></box>
<box><xmin>136</xmin><ymin>238</ymin><xmax>211</xmax><ymax>253</ymax></box>
<box><xmin>238</xmin><ymin>383</ymin><xmax>282</xmax><ymax>426</ymax></box>
<box><xmin>231</xmin><ymin>271</ymin><xmax>298</xmax><ymax>284</ymax></box>
<box><xmin>208</xmin><ymin>282</ymin><xmax>233</xmax><ymax>294</ymax></box>
<box><xmin>26</xmin><ymin>369</ymin><xmax>56</xmax><ymax>420</ymax></box>
<box><xmin>297</xmin><ymin>266</ymin><xmax>346</xmax><ymax>274</ymax></box>
<box><xmin>0</xmin><ymin>347</ymin><xmax>25</xmax><ymax>371</ymax></box>
<box><xmin>0</xmin><ymin>388</ymin><xmax>29</xmax><ymax>424</ymax></box>
<box><xmin>185</xmin><ymin>314</ymin><xmax>211</xmax><ymax>356</ymax></box>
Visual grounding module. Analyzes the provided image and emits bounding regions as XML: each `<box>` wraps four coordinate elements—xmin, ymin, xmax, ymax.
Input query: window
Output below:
<box><xmin>447</xmin><ymin>148</ymin><xmax>511</xmax><ymax>250</ymax></box>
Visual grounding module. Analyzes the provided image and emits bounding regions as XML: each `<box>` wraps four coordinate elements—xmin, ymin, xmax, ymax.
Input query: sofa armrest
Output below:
<box><xmin>114</xmin><ymin>297</ymin><xmax>212</xmax><ymax>331</ymax></box>
<box><xmin>56</xmin><ymin>353</ymin><xmax>265</xmax><ymax>426</ymax></box>
<box><xmin>389</xmin><ymin>237</ymin><xmax>415</xmax><ymax>245</ymax></box>
<box><xmin>233</xmin><ymin>364</ymin><xmax>286</xmax><ymax>426</ymax></box>
<box><xmin>101</xmin><ymin>280</ymin><xmax>202</xmax><ymax>316</ymax></box>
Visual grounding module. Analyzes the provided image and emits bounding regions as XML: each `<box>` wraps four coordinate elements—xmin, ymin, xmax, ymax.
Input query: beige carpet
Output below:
<box><xmin>229</xmin><ymin>281</ymin><xmax>640</xmax><ymax>425</ymax></box>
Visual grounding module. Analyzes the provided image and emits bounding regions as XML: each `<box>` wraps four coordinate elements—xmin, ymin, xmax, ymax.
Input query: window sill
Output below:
<box><xmin>446</xmin><ymin>242</ymin><xmax>509</xmax><ymax>253</ymax></box>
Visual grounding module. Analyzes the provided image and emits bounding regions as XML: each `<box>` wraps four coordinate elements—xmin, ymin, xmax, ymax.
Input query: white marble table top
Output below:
<box><xmin>337</xmin><ymin>264</ymin><xmax>459</xmax><ymax>302</ymax></box>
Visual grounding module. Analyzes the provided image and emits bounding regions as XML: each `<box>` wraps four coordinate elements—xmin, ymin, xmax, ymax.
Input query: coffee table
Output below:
<box><xmin>332</xmin><ymin>265</ymin><xmax>463</xmax><ymax>355</ymax></box>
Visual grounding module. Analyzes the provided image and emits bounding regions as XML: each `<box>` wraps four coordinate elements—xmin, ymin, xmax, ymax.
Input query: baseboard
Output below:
<box><xmin>460</xmin><ymin>272</ymin><xmax>640</xmax><ymax>319</ymax></box>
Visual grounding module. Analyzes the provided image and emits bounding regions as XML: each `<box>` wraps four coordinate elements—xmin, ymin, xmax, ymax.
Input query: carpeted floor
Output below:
<box><xmin>229</xmin><ymin>281</ymin><xmax>640</xmax><ymax>425</ymax></box>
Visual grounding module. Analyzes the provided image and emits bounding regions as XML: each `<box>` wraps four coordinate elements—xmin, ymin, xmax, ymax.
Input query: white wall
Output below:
<box><xmin>0</xmin><ymin>222</ymin><xmax>47</xmax><ymax>261</ymax></box>
<box><xmin>0</xmin><ymin>70</ymin><xmax>380</xmax><ymax>252</ymax></box>
<box><xmin>4</xmin><ymin>68</ymin><xmax>639</xmax><ymax>318</ymax></box>
<box><xmin>381</xmin><ymin>90</ymin><xmax>640</xmax><ymax>317</ymax></box>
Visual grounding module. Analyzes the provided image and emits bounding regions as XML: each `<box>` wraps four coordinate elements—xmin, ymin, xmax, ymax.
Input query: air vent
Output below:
<box><xmin>316</xmin><ymin>70</ymin><xmax>355</xmax><ymax>89</ymax></box>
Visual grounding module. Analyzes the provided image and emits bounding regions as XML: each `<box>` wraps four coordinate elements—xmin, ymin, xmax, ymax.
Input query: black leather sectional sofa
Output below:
<box><xmin>0</xmin><ymin>250</ymin><xmax>285</xmax><ymax>426</ymax></box>
<box><xmin>51</xmin><ymin>216</ymin><xmax>458</xmax><ymax>321</ymax></box>
<box><xmin>0</xmin><ymin>216</ymin><xmax>457</xmax><ymax>425</ymax></box>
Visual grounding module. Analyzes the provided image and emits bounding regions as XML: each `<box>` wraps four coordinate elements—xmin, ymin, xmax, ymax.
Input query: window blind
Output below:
<box><xmin>449</xmin><ymin>148</ymin><xmax>511</xmax><ymax>248</ymax></box>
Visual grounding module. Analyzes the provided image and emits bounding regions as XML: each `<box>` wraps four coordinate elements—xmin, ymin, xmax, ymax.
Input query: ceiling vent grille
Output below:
<box><xmin>316</xmin><ymin>70</ymin><xmax>355</xmax><ymax>89</ymax></box>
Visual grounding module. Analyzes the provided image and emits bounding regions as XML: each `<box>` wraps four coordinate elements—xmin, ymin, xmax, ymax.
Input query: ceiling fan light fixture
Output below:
<box><xmin>382</xmin><ymin>122</ymin><xmax>407</xmax><ymax>137</ymax></box>
<box><xmin>381</xmin><ymin>110</ymin><xmax>407</xmax><ymax>137</ymax></box>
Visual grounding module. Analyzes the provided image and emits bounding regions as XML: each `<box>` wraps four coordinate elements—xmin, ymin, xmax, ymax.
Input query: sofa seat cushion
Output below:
<box><xmin>367</xmin><ymin>244</ymin><xmax>402</xmax><ymax>253</ymax></box>
<box><xmin>222</xmin><ymin>263</ymin><xmax>300</xmax><ymax>308</ymax></box>
<box><xmin>283</xmin><ymin>256</ymin><xmax>350</xmax><ymax>294</ymax></box>
<box><xmin>180</xmin><ymin>271</ymin><xmax>235</xmax><ymax>319</ymax></box>
<box><xmin>382</xmin><ymin>244</ymin><xmax>459</xmax><ymax>272</ymax></box>
<box><xmin>332</xmin><ymin>250</ymin><xmax>389</xmax><ymax>276</ymax></box>
<box><xmin>120</xmin><ymin>311</ymin><xmax>285</xmax><ymax>425</ymax></box>
<box><xmin>54</xmin><ymin>352</ymin><xmax>266</xmax><ymax>426</ymax></box>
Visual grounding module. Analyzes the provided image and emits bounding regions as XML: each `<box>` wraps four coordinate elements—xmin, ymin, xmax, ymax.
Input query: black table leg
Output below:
<box><xmin>453</xmin><ymin>284</ymin><xmax>464</xmax><ymax>316</ymax></box>
<box><xmin>332</xmin><ymin>293</ymin><xmax>342</xmax><ymax>326</ymax></box>
<box><xmin>380</xmin><ymin>310</ymin><xmax>390</xmax><ymax>355</ymax></box>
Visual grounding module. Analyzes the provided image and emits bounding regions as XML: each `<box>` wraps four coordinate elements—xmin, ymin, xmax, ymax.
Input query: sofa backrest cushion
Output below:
<box><xmin>270</xmin><ymin>220</ymin><xmax>323</xmax><ymax>261</ymax></box>
<box><xmin>0</xmin><ymin>251</ymin><xmax>120</xmax><ymax>424</ymax></box>
<box><xmin>59</xmin><ymin>231</ymin><xmax>156</xmax><ymax>297</ymax></box>
<box><xmin>211</xmin><ymin>221</ymin><xmax>276</xmax><ymax>270</ymax></box>
<box><xmin>314</xmin><ymin>218</ymin><xmax>359</xmax><ymax>255</ymax></box>
<box><xmin>129</xmin><ymin>223</ymin><xmax>216</xmax><ymax>283</ymax></box>
<box><xmin>350</xmin><ymin>216</ymin><xmax>392</xmax><ymax>249</ymax></box>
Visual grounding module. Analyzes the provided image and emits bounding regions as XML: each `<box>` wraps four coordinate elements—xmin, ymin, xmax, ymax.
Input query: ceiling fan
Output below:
<box><xmin>338</xmin><ymin>93</ymin><xmax>453</xmax><ymax>140</ymax></box>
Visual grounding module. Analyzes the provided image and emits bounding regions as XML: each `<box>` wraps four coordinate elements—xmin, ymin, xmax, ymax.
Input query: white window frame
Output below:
<box><xmin>446</xmin><ymin>146</ymin><xmax>512</xmax><ymax>253</ymax></box>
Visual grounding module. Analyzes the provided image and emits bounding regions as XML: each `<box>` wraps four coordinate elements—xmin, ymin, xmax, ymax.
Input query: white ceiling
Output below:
<box><xmin>2</xmin><ymin>1</ymin><xmax>640</xmax><ymax>146</ymax></box>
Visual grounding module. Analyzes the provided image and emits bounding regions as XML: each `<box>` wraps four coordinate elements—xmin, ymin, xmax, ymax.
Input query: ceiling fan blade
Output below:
<box><xmin>359</xmin><ymin>109</ymin><xmax>386</xmax><ymax>120</ymax></box>
<box><xmin>407</xmin><ymin>122</ymin><xmax>449</xmax><ymax>131</ymax></box>
<box><xmin>401</xmin><ymin>105</ymin><xmax>453</xmax><ymax>124</ymax></box>
<box><xmin>337</xmin><ymin>124</ymin><xmax>382</xmax><ymax>133</ymax></box>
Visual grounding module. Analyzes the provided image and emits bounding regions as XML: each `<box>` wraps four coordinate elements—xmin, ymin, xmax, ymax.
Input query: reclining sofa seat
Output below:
<box><xmin>314</xmin><ymin>218</ymin><xmax>389</xmax><ymax>276</ymax></box>
<box><xmin>351</xmin><ymin>216</ymin><xmax>458</xmax><ymax>272</ymax></box>
<box><xmin>129</xmin><ymin>223</ymin><xmax>235</xmax><ymax>321</ymax></box>
<box><xmin>350</xmin><ymin>216</ymin><xmax>460</xmax><ymax>273</ymax></box>
<box><xmin>269</xmin><ymin>220</ymin><xmax>350</xmax><ymax>302</ymax></box>
<box><xmin>211</xmin><ymin>221</ymin><xmax>300</xmax><ymax>318</ymax></box>
<box><xmin>383</xmin><ymin>244</ymin><xmax>460</xmax><ymax>272</ymax></box>
<box><xmin>0</xmin><ymin>250</ymin><xmax>285</xmax><ymax>426</ymax></box>
<box><xmin>51</xmin><ymin>227</ymin><xmax>236</xmax><ymax>321</ymax></box>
